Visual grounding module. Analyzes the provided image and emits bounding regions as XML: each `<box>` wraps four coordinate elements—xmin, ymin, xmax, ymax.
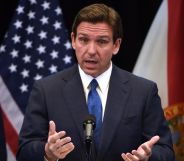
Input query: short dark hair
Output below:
<box><xmin>72</xmin><ymin>3</ymin><xmax>123</xmax><ymax>42</ymax></box>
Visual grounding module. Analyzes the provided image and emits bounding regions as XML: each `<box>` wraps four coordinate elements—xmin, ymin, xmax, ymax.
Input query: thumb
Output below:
<box><xmin>48</xmin><ymin>120</ymin><xmax>56</xmax><ymax>136</ymax></box>
<box><xmin>147</xmin><ymin>135</ymin><xmax>160</xmax><ymax>148</ymax></box>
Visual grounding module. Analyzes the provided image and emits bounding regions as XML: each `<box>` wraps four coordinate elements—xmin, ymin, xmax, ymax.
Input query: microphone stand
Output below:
<box><xmin>83</xmin><ymin>115</ymin><xmax>97</xmax><ymax>161</ymax></box>
<box><xmin>85</xmin><ymin>139</ymin><xmax>96</xmax><ymax>161</ymax></box>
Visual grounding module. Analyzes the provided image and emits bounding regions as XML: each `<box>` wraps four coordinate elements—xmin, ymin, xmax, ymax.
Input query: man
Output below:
<box><xmin>16</xmin><ymin>3</ymin><xmax>175</xmax><ymax>161</ymax></box>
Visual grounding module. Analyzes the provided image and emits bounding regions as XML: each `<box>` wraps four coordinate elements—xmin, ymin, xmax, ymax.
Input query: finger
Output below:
<box><xmin>49</xmin><ymin>136</ymin><xmax>69</xmax><ymax>152</ymax></box>
<box><xmin>56</xmin><ymin>137</ymin><xmax>72</xmax><ymax>149</ymax></box>
<box><xmin>126</xmin><ymin>152</ymin><xmax>139</xmax><ymax>161</ymax></box>
<box><xmin>58</xmin><ymin>143</ymin><xmax>75</xmax><ymax>159</ymax></box>
<box><xmin>147</xmin><ymin>135</ymin><xmax>160</xmax><ymax>148</ymax></box>
<box><xmin>141</xmin><ymin>144</ymin><xmax>152</xmax><ymax>156</ymax></box>
<box><xmin>121</xmin><ymin>153</ymin><xmax>131</xmax><ymax>161</ymax></box>
<box><xmin>58</xmin><ymin>142</ymin><xmax>74</xmax><ymax>154</ymax></box>
<box><xmin>132</xmin><ymin>150</ymin><xmax>145</xmax><ymax>160</ymax></box>
<box><xmin>49</xmin><ymin>121</ymin><xmax>56</xmax><ymax>136</ymax></box>
<box><xmin>48</xmin><ymin>131</ymin><xmax>66</xmax><ymax>144</ymax></box>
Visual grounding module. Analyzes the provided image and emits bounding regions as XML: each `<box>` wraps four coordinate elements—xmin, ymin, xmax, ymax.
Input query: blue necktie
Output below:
<box><xmin>88</xmin><ymin>79</ymin><xmax>102</xmax><ymax>147</ymax></box>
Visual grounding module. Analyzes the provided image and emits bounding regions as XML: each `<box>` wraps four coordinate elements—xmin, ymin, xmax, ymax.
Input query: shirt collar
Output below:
<box><xmin>78</xmin><ymin>62</ymin><xmax>112</xmax><ymax>93</ymax></box>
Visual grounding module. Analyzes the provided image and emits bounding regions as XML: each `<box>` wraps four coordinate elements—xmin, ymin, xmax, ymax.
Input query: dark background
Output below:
<box><xmin>0</xmin><ymin>0</ymin><xmax>162</xmax><ymax>72</ymax></box>
<box><xmin>0</xmin><ymin>1</ymin><xmax>162</xmax><ymax>160</ymax></box>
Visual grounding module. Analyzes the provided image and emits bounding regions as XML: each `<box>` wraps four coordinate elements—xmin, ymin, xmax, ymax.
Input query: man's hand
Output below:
<box><xmin>45</xmin><ymin>121</ymin><xmax>75</xmax><ymax>161</ymax></box>
<box><xmin>121</xmin><ymin>135</ymin><xmax>160</xmax><ymax>161</ymax></box>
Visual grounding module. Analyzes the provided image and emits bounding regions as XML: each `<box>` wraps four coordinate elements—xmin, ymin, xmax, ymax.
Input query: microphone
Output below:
<box><xmin>83</xmin><ymin>115</ymin><xmax>96</xmax><ymax>155</ymax></box>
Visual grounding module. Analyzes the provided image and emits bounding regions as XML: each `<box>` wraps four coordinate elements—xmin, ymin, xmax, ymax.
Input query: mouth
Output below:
<box><xmin>84</xmin><ymin>60</ymin><xmax>98</xmax><ymax>68</ymax></box>
<box><xmin>85</xmin><ymin>60</ymin><xmax>97</xmax><ymax>64</ymax></box>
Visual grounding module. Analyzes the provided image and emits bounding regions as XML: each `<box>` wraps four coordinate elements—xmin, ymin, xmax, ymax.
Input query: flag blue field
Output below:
<box><xmin>0</xmin><ymin>0</ymin><xmax>75</xmax><ymax>160</ymax></box>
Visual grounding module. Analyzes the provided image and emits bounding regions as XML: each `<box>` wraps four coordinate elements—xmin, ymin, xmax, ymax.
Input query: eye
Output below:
<box><xmin>97</xmin><ymin>39</ymin><xmax>109</xmax><ymax>45</ymax></box>
<box><xmin>78</xmin><ymin>37</ymin><xmax>89</xmax><ymax>44</ymax></box>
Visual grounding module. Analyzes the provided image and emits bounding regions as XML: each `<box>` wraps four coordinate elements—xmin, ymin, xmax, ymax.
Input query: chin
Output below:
<box><xmin>84</xmin><ymin>70</ymin><xmax>97</xmax><ymax>78</ymax></box>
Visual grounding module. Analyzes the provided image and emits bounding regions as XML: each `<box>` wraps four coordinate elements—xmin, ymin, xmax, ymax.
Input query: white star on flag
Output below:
<box><xmin>22</xmin><ymin>55</ymin><xmax>31</xmax><ymax>63</ymax></box>
<box><xmin>26</xmin><ymin>26</ymin><xmax>34</xmax><ymax>34</ymax></box>
<box><xmin>24</xmin><ymin>40</ymin><xmax>33</xmax><ymax>49</ymax></box>
<box><xmin>55</xmin><ymin>7</ymin><xmax>62</xmax><ymax>15</ymax></box>
<box><xmin>63</xmin><ymin>55</ymin><xmax>72</xmax><ymax>64</ymax></box>
<box><xmin>12</xmin><ymin>34</ymin><xmax>21</xmax><ymax>44</ymax></box>
<box><xmin>29</xmin><ymin>0</ymin><xmax>37</xmax><ymax>5</ymax></box>
<box><xmin>37</xmin><ymin>45</ymin><xmax>46</xmax><ymax>54</ymax></box>
<box><xmin>16</xmin><ymin>6</ymin><xmax>24</xmax><ymax>14</ymax></box>
<box><xmin>53</xmin><ymin>21</ymin><xmax>62</xmax><ymax>30</ymax></box>
<box><xmin>9</xmin><ymin>64</ymin><xmax>17</xmax><ymax>73</ymax></box>
<box><xmin>49</xmin><ymin>64</ymin><xmax>57</xmax><ymax>73</ymax></box>
<box><xmin>20</xmin><ymin>83</ymin><xmax>28</xmax><ymax>93</ymax></box>
<box><xmin>21</xmin><ymin>69</ymin><xmax>30</xmax><ymax>78</ymax></box>
<box><xmin>52</xmin><ymin>35</ymin><xmax>60</xmax><ymax>44</ymax></box>
<box><xmin>38</xmin><ymin>30</ymin><xmax>47</xmax><ymax>39</ymax></box>
<box><xmin>14</xmin><ymin>20</ymin><xmax>23</xmax><ymax>29</ymax></box>
<box><xmin>50</xmin><ymin>50</ymin><xmax>58</xmax><ymax>59</ymax></box>
<box><xmin>28</xmin><ymin>11</ymin><xmax>35</xmax><ymax>19</ymax></box>
<box><xmin>0</xmin><ymin>45</ymin><xmax>6</xmax><ymax>52</ymax></box>
<box><xmin>40</xmin><ymin>16</ymin><xmax>49</xmax><ymax>25</ymax></box>
<box><xmin>42</xmin><ymin>1</ymin><xmax>50</xmax><ymax>10</ymax></box>
<box><xmin>10</xmin><ymin>49</ymin><xmax>19</xmax><ymax>58</ymax></box>
<box><xmin>35</xmin><ymin>59</ymin><xmax>44</xmax><ymax>69</ymax></box>
<box><xmin>64</xmin><ymin>40</ymin><xmax>72</xmax><ymax>50</ymax></box>
<box><xmin>34</xmin><ymin>74</ymin><xmax>43</xmax><ymax>80</ymax></box>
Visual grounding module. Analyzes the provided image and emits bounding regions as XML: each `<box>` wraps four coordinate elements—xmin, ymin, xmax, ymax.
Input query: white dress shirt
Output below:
<box><xmin>78</xmin><ymin>62</ymin><xmax>112</xmax><ymax>120</ymax></box>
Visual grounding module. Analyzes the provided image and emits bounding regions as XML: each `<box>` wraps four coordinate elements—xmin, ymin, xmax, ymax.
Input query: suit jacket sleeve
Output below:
<box><xmin>16</xmin><ymin>81</ymin><xmax>48</xmax><ymax>161</ymax></box>
<box><xmin>142</xmin><ymin>83</ymin><xmax>175</xmax><ymax>161</ymax></box>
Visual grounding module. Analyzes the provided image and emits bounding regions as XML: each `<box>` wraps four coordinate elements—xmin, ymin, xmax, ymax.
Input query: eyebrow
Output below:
<box><xmin>77</xmin><ymin>33</ymin><xmax>88</xmax><ymax>36</ymax></box>
<box><xmin>78</xmin><ymin>33</ymin><xmax>111</xmax><ymax>39</ymax></box>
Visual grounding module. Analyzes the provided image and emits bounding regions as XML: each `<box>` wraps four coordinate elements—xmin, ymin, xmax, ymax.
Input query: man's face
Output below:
<box><xmin>71</xmin><ymin>22</ymin><xmax>121</xmax><ymax>77</ymax></box>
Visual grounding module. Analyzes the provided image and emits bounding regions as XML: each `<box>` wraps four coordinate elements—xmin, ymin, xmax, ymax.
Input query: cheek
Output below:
<box><xmin>75</xmin><ymin>48</ymin><xmax>85</xmax><ymax>61</ymax></box>
<box><xmin>75</xmin><ymin>43</ymin><xmax>86</xmax><ymax>53</ymax></box>
<box><xmin>100</xmin><ymin>49</ymin><xmax>114</xmax><ymax>60</ymax></box>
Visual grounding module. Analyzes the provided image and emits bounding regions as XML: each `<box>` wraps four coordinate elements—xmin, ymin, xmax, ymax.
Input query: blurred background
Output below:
<box><xmin>0</xmin><ymin>0</ymin><xmax>162</xmax><ymax>72</ymax></box>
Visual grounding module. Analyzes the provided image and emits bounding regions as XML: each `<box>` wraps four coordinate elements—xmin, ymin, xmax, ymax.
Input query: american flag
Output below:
<box><xmin>0</xmin><ymin>0</ymin><xmax>74</xmax><ymax>160</ymax></box>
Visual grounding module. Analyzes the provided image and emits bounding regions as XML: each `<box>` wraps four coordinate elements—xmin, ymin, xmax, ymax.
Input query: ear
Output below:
<box><xmin>113</xmin><ymin>38</ymin><xmax>122</xmax><ymax>55</ymax></box>
<box><xmin>71</xmin><ymin>32</ymin><xmax>76</xmax><ymax>50</ymax></box>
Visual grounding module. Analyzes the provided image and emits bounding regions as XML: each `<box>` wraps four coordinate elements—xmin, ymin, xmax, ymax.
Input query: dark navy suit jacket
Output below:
<box><xmin>17</xmin><ymin>64</ymin><xmax>175</xmax><ymax>161</ymax></box>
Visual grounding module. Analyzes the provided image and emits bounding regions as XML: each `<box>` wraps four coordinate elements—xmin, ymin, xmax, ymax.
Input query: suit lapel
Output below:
<box><xmin>97</xmin><ymin>66</ymin><xmax>130</xmax><ymax>161</ymax></box>
<box><xmin>62</xmin><ymin>67</ymin><xmax>88</xmax><ymax>142</ymax></box>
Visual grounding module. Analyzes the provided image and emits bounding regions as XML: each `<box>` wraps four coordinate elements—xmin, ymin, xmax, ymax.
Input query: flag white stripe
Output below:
<box><xmin>0</xmin><ymin>76</ymin><xmax>24</xmax><ymax>133</ymax></box>
<box><xmin>133</xmin><ymin>0</ymin><xmax>168</xmax><ymax>108</ymax></box>
<box><xmin>6</xmin><ymin>143</ymin><xmax>17</xmax><ymax>161</ymax></box>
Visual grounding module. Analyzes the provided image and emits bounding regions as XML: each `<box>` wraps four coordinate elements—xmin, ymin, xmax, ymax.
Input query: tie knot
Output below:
<box><xmin>90</xmin><ymin>79</ymin><xmax>98</xmax><ymax>90</ymax></box>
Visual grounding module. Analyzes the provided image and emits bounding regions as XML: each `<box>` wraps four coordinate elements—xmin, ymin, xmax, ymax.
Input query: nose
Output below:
<box><xmin>87</xmin><ymin>42</ymin><xmax>96</xmax><ymax>56</ymax></box>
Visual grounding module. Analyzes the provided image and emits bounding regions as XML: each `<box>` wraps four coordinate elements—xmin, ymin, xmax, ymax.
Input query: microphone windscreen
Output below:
<box><xmin>85</xmin><ymin>114</ymin><xmax>96</xmax><ymax>123</ymax></box>
<box><xmin>83</xmin><ymin>114</ymin><xmax>96</xmax><ymax>129</ymax></box>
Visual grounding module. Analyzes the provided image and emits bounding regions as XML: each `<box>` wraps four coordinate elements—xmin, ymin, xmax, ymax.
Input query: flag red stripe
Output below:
<box><xmin>2</xmin><ymin>109</ymin><xmax>18</xmax><ymax>156</ymax></box>
<box><xmin>168</xmin><ymin>0</ymin><xmax>184</xmax><ymax>105</ymax></box>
